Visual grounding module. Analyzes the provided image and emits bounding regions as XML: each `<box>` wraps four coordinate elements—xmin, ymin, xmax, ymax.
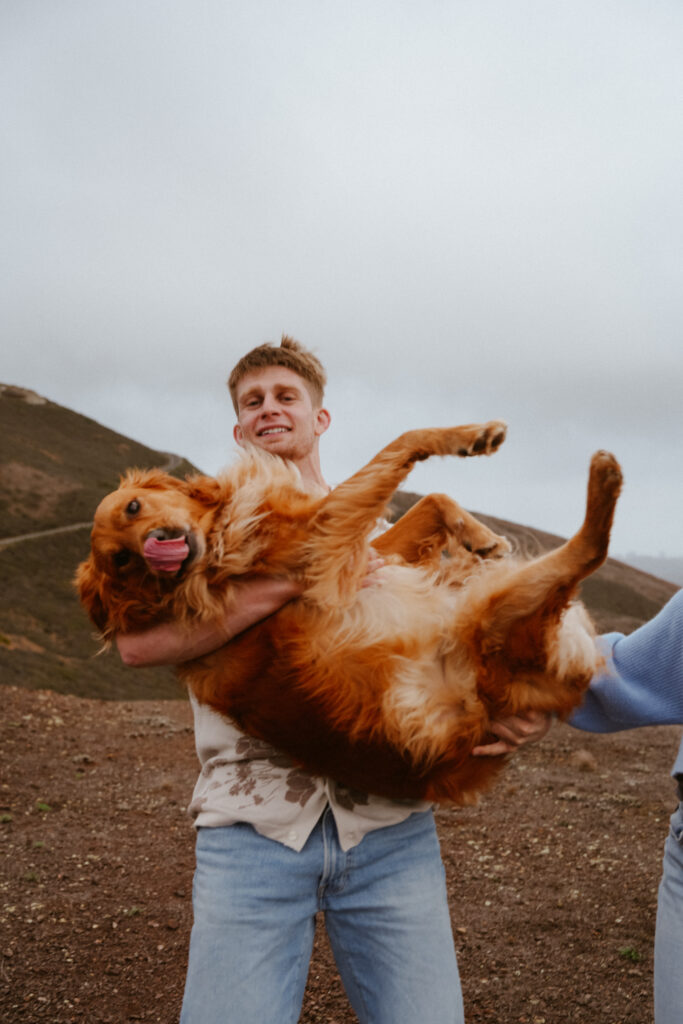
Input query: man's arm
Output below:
<box><xmin>116</xmin><ymin>576</ymin><xmax>303</xmax><ymax>667</ymax></box>
<box><xmin>116</xmin><ymin>547</ymin><xmax>386</xmax><ymax>668</ymax></box>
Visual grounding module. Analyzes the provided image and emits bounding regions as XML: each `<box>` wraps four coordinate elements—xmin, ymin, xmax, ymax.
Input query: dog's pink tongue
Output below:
<box><xmin>143</xmin><ymin>536</ymin><xmax>189</xmax><ymax>573</ymax></box>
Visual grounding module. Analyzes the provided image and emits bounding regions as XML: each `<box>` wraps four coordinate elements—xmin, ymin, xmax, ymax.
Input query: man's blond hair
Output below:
<box><xmin>227</xmin><ymin>335</ymin><xmax>327</xmax><ymax>413</ymax></box>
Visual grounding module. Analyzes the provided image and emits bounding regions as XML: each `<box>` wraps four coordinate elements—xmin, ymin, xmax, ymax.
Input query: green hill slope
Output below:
<box><xmin>0</xmin><ymin>385</ymin><xmax>197</xmax><ymax>700</ymax></box>
<box><xmin>0</xmin><ymin>384</ymin><xmax>196</xmax><ymax>537</ymax></box>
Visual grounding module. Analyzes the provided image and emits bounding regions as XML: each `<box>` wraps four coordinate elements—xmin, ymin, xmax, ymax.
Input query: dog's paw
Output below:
<box><xmin>589</xmin><ymin>451</ymin><xmax>623</xmax><ymax>498</ymax></box>
<box><xmin>455</xmin><ymin>421</ymin><xmax>507</xmax><ymax>458</ymax></box>
<box><xmin>470</xmin><ymin>535</ymin><xmax>512</xmax><ymax>560</ymax></box>
<box><xmin>452</xmin><ymin>511</ymin><xmax>511</xmax><ymax>560</ymax></box>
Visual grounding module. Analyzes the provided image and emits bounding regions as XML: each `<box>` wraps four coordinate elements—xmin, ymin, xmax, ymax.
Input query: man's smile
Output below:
<box><xmin>259</xmin><ymin>426</ymin><xmax>291</xmax><ymax>436</ymax></box>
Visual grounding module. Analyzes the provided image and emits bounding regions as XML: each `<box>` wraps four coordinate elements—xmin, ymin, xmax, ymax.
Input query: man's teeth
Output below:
<box><xmin>261</xmin><ymin>427</ymin><xmax>289</xmax><ymax>435</ymax></box>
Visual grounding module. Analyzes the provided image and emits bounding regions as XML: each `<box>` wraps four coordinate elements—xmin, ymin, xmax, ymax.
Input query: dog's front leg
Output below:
<box><xmin>303</xmin><ymin>422</ymin><xmax>506</xmax><ymax>604</ymax></box>
<box><xmin>373</xmin><ymin>493</ymin><xmax>510</xmax><ymax>571</ymax></box>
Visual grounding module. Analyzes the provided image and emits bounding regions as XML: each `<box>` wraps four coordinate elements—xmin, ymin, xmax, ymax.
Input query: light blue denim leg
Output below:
<box><xmin>180</xmin><ymin>812</ymin><xmax>464</xmax><ymax>1024</ymax></box>
<box><xmin>179</xmin><ymin>824</ymin><xmax>318</xmax><ymax>1024</ymax></box>
<box><xmin>322</xmin><ymin>810</ymin><xmax>465</xmax><ymax>1024</ymax></box>
<box><xmin>654</xmin><ymin>803</ymin><xmax>683</xmax><ymax>1024</ymax></box>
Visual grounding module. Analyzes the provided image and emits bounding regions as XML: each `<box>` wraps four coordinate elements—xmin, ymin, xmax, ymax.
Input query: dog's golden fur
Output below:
<box><xmin>76</xmin><ymin>422</ymin><xmax>622</xmax><ymax>805</ymax></box>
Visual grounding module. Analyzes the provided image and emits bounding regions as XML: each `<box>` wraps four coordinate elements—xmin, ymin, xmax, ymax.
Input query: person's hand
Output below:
<box><xmin>361</xmin><ymin>546</ymin><xmax>385</xmax><ymax>587</ymax></box>
<box><xmin>471</xmin><ymin>710</ymin><xmax>553</xmax><ymax>756</ymax></box>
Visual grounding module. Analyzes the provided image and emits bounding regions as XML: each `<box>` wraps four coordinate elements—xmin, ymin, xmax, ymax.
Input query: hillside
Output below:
<box><xmin>0</xmin><ymin>385</ymin><xmax>196</xmax><ymax>538</ymax></box>
<box><xmin>616</xmin><ymin>552</ymin><xmax>683</xmax><ymax>588</ymax></box>
<box><xmin>0</xmin><ymin>384</ymin><xmax>196</xmax><ymax>701</ymax></box>
<box><xmin>0</xmin><ymin>384</ymin><xmax>678</xmax><ymax>704</ymax></box>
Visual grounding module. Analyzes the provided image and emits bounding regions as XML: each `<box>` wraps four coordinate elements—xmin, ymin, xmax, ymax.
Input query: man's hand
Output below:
<box><xmin>361</xmin><ymin>547</ymin><xmax>385</xmax><ymax>587</ymax></box>
<box><xmin>472</xmin><ymin>710</ymin><xmax>553</xmax><ymax>757</ymax></box>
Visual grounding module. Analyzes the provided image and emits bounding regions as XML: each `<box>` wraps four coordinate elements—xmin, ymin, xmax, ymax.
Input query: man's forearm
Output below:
<box><xmin>116</xmin><ymin>577</ymin><xmax>302</xmax><ymax>667</ymax></box>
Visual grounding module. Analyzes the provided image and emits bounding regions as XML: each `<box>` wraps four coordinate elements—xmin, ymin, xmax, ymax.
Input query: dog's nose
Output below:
<box><xmin>146</xmin><ymin>527</ymin><xmax>187</xmax><ymax>541</ymax></box>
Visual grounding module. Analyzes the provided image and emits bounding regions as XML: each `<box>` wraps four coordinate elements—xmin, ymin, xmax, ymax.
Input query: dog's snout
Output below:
<box><xmin>147</xmin><ymin>527</ymin><xmax>187</xmax><ymax>542</ymax></box>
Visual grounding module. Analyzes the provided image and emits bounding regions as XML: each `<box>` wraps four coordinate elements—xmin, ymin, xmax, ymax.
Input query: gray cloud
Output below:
<box><xmin>2</xmin><ymin>1</ymin><xmax>682</xmax><ymax>557</ymax></box>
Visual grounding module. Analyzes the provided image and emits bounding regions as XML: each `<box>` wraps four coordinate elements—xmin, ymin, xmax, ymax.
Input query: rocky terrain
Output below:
<box><xmin>2</xmin><ymin>683</ymin><xmax>681</xmax><ymax>1023</ymax></box>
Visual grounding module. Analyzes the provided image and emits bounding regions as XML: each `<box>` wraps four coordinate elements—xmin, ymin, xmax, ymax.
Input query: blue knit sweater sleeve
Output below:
<box><xmin>570</xmin><ymin>589</ymin><xmax>683</xmax><ymax>775</ymax></box>
<box><xmin>571</xmin><ymin>589</ymin><xmax>683</xmax><ymax>732</ymax></box>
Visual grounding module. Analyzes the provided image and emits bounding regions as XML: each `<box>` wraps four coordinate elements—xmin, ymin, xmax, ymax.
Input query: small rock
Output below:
<box><xmin>569</xmin><ymin>749</ymin><xmax>598</xmax><ymax>772</ymax></box>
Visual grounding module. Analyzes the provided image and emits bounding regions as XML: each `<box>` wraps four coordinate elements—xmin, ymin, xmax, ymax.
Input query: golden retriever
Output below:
<box><xmin>76</xmin><ymin>422</ymin><xmax>622</xmax><ymax>805</ymax></box>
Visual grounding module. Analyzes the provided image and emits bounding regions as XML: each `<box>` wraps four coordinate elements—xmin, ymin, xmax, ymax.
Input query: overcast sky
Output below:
<box><xmin>2</xmin><ymin>1</ymin><xmax>682</xmax><ymax>558</ymax></box>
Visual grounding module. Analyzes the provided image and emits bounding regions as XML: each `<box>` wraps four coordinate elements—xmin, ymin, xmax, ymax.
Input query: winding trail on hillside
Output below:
<box><xmin>0</xmin><ymin>521</ymin><xmax>92</xmax><ymax>549</ymax></box>
<box><xmin>0</xmin><ymin>452</ymin><xmax>185</xmax><ymax>550</ymax></box>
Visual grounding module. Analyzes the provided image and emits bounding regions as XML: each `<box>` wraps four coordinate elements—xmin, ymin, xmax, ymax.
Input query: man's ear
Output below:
<box><xmin>315</xmin><ymin>407</ymin><xmax>331</xmax><ymax>437</ymax></box>
<box><xmin>233</xmin><ymin>423</ymin><xmax>244</xmax><ymax>447</ymax></box>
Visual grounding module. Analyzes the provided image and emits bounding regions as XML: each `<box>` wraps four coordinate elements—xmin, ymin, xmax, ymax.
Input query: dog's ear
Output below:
<box><xmin>74</xmin><ymin>556</ymin><xmax>110</xmax><ymax>635</ymax></box>
<box><xmin>120</xmin><ymin>467</ymin><xmax>186</xmax><ymax>492</ymax></box>
<box><xmin>183</xmin><ymin>474</ymin><xmax>225</xmax><ymax>506</ymax></box>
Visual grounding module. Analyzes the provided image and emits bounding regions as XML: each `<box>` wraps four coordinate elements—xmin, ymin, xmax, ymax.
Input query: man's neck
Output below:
<box><xmin>294</xmin><ymin>453</ymin><xmax>329</xmax><ymax>492</ymax></box>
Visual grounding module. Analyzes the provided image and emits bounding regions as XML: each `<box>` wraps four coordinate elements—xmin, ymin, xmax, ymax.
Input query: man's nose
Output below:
<box><xmin>260</xmin><ymin>394</ymin><xmax>279</xmax><ymax>415</ymax></box>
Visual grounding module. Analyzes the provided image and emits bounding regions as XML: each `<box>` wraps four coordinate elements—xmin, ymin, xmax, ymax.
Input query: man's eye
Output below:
<box><xmin>126</xmin><ymin>500</ymin><xmax>141</xmax><ymax>516</ymax></box>
<box><xmin>113</xmin><ymin>550</ymin><xmax>131</xmax><ymax>568</ymax></box>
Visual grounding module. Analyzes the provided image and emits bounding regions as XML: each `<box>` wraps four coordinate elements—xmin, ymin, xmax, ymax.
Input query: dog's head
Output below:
<box><xmin>89</xmin><ymin>470</ymin><xmax>212</xmax><ymax>576</ymax></box>
<box><xmin>75</xmin><ymin>469</ymin><xmax>220</xmax><ymax>637</ymax></box>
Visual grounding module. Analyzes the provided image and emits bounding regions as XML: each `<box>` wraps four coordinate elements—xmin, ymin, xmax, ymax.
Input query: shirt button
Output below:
<box><xmin>288</xmin><ymin>830</ymin><xmax>298</xmax><ymax>842</ymax></box>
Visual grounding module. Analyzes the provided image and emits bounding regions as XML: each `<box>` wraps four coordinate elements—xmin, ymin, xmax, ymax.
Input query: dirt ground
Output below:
<box><xmin>2</xmin><ymin>684</ymin><xmax>680</xmax><ymax>1024</ymax></box>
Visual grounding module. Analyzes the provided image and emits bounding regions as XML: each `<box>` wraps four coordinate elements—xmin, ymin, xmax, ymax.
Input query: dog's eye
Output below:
<box><xmin>126</xmin><ymin>500</ymin><xmax>141</xmax><ymax>516</ymax></box>
<box><xmin>113</xmin><ymin>549</ymin><xmax>131</xmax><ymax>568</ymax></box>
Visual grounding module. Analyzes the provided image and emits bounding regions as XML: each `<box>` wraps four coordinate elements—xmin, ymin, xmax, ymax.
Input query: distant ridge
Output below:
<box><xmin>0</xmin><ymin>385</ymin><xmax>678</xmax><ymax>702</ymax></box>
<box><xmin>614</xmin><ymin>553</ymin><xmax>683</xmax><ymax>589</ymax></box>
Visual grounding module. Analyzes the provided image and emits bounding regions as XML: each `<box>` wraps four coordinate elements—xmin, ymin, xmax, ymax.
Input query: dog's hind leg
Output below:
<box><xmin>303</xmin><ymin>422</ymin><xmax>507</xmax><ymax>603</ymax></box>
<box><xmin>373</xmin><ymin>494</ymin><xmax>510</xmax><ymax>571</ymax></box>
<box><xmin>469</xmin><ymin>451</ymin><xmax>623</xmax><ymax>663</ymax></box>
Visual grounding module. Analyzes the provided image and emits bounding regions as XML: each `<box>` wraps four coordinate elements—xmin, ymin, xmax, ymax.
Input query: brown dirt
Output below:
<box><xmin>2</xmin><ymin>684</ymin><xmax>680</xmax><ymax>1024</ymax></box>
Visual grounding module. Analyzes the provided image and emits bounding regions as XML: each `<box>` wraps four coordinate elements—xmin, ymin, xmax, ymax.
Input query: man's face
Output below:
<box><xmin>233</xmin><ymin>365</ymin><xmax>330</xmax><ymax>462</ymax></box>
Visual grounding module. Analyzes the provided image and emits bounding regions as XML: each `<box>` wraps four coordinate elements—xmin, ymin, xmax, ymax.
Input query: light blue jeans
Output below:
<box><xmin>654</xmin><ymin>801</ymin><xmax>683</xmax><ymax>1024</ymax></box>
<box><xmin>179</xmin><ymin>808</ymin><xmax>464</xmax><ymax>1024</ymax></box>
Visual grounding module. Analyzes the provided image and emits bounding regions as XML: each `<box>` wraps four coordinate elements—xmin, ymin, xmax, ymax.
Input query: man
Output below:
<box><xmin>118</xmin><ymin>336</ymin><xmax>467</xmax><ymax>1023</ymax></box>
<box><xmin>123</xmin><ymin>336</ymin><xmax>682</xmax><ymax>1020</ymax></box>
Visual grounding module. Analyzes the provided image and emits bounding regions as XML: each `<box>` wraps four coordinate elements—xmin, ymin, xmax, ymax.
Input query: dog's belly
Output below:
<box><xmin>308</xmin><ymin>562</ymin><xmax>456</xmax><ymax>651</ymax></box>
<box><xmin>182</xmin><ymin>566</ymin><xmax>486</xmax><ymax>798</ymax></box>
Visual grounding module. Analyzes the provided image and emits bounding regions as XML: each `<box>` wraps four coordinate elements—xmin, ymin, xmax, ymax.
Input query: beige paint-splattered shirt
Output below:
<box><xmin>187</xmin><ymin>694</ymin><xmax>431</xmax><ymax>852</ymax></box>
